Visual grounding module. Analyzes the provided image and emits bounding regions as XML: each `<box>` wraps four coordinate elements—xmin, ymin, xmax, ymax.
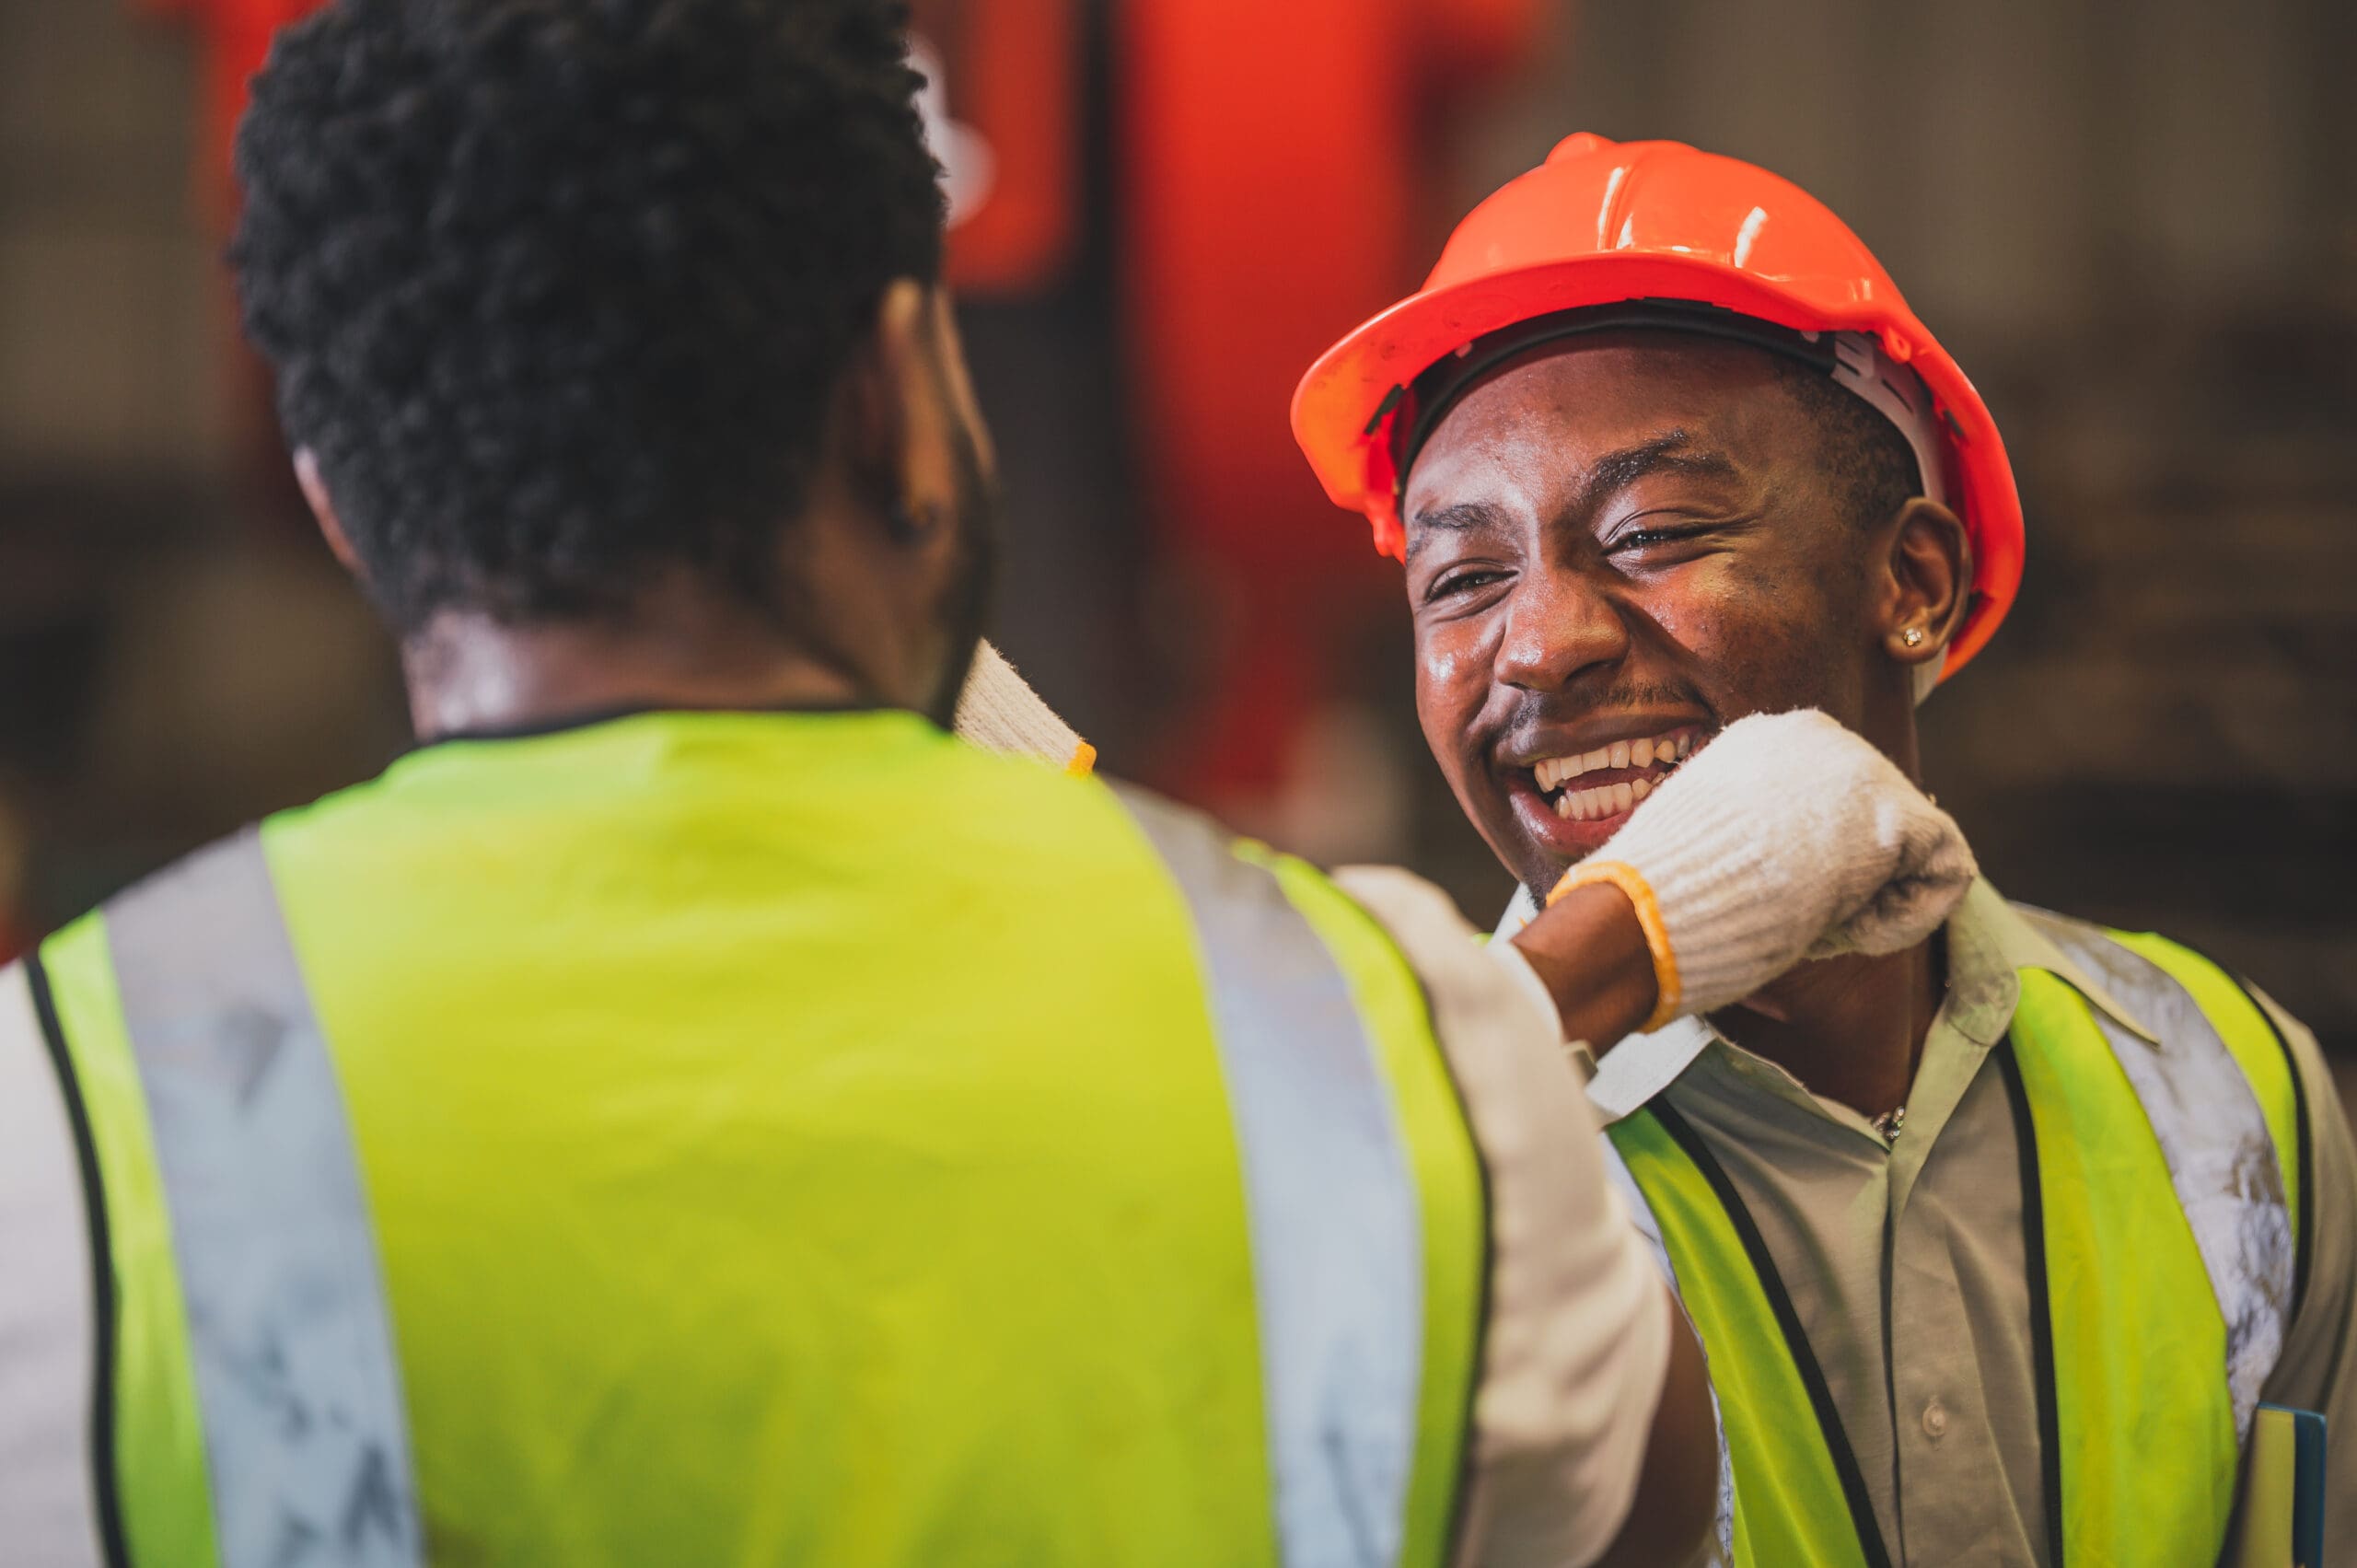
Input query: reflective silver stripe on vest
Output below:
<box><xmin>1596</xmin><ymin>1137</ymin><xmax>1736</xmax><ymax>1568</ymax></box>
<box><xmin>106</xmin><ymin>830</ymin><xmax>423</xmax><ymax>1568</ymax></box>
<box><xmin>1116</xmin><ymin>788</ymin><xmax>1425</xmax><ymax>1567</ymax></box>
<box><xmin>2014</xmin><ymin>909</ymin><xmax>2293</xmax><ymax>1439</ymax></box>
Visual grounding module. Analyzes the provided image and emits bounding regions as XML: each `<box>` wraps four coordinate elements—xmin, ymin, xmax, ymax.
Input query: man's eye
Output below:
<box><xmin>1428</xmin><ymin>568</ymin><xmax>1504</xmax><ymax>600</ymax></box>
<box><xmin>1611</xmin><ymin>523</ymin><xmax>1713</xmax><ymax>552</ymax></box>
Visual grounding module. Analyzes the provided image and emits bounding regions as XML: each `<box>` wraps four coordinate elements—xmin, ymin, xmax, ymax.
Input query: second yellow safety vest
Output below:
<box><xmin>1607</xmin><ymin>912</ymin><xmax>2309</xmax><ymax>1566</ymax></box>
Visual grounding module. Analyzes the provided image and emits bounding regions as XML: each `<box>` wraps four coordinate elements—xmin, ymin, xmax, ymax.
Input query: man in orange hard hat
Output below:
<box><xmin>1294</xmin><ymin>134</ymin><xmax>2354</xmax><ymax>1564</ymax></box>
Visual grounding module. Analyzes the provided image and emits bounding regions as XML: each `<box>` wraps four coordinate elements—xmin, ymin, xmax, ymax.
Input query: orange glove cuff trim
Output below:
<box><xmin>1547</xmin><ymin>859</ymin><xmax>1681</xmax><ymax>1033</ymax></box>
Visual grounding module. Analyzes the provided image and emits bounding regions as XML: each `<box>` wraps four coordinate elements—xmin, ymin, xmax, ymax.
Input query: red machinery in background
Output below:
<box><xmin>1119</xmin><ymin>0</ymin><xmax>1539</xmax><ymax>816</ymax></box>
<box><xmin>139</xmin><ymin>0</ymin><xmax>326</xmax><ymax>226</ymax></box>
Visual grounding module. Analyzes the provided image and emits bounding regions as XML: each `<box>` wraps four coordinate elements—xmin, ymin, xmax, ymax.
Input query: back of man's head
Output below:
<box><xmin>231</xmin><ymin>0</ymin><xmax>946</xmax><ymax>639</ymax></box>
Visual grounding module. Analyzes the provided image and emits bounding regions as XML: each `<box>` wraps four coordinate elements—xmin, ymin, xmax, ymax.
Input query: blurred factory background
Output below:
<box><xmin>1</xmin><ymin>0</ymin><xmax>2351</xmax><ymax>1086</ymax></box>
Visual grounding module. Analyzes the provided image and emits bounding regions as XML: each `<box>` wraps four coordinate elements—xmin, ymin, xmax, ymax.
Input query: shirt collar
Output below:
<box><xmin>1961</xmin><ymin>880</ymin><xmax>2161</xmax><ymax>1043</ymax></box>
<box><xmin>1493</xmin><ymin>876</ymin><xmax>2160</xmax><ymax>1126</ymax></box>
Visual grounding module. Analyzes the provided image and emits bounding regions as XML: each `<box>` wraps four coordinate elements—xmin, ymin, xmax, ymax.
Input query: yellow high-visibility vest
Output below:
<box><xmin>26</xmin><ymin>708</ymin><xmax>1487</xmax><ymax>1567</ymax></box>
<box><xmin>1608</xmin><ymin>912</ymin><xmax>2308</xmax><ymax>1566</ymax></box>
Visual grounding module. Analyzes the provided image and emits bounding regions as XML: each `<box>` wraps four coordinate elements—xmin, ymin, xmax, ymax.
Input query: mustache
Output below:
<box><xmin>1498</xmin><ymin>679</ymin><xmax>1717</xmax><ymax>735</ymax></box>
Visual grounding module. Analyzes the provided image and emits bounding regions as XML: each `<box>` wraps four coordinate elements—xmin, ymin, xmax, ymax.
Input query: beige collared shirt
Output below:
<box><xmin>1513</xmin><ymin>879</ymin><xmax>2357</xmax><ymax>1565</ymax></box>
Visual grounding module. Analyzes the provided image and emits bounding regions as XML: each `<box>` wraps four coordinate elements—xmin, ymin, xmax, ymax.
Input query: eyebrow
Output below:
<box><xmin>1403</xmin><ymin>501</ymin><xmax>1507</xmax><ymax>561</ymax></box>
<box><xmin>1581</xmin><ymin>431</ymin><xmax>1740</xmax><ymax>502</ymax></box>
<box><xmin>1404</xmin><ymin>429</ymin><xmax>1742</xmax><ymax>560</ymax></box>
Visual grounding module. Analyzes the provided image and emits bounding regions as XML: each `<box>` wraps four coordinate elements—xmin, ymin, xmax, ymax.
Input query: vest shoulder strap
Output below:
<box><xmin>2010</xmin><ymin>905</ymin><xmax>2296</xmax><ymax>1439</ymax></box>
<box><xmin>1604</xmin><ymin>1109</ymin><xmax>1880</xmax><ymax>1568</ymax></box>
<box><xmin>2099</xmin><ymin>928</ymin><xmax>2314</xmax><ymax>1314</ymax></box>
<box><xmin>96</xmin><ymin>829</ymin><xmax>424</xmax><ymax>1568</ymax></box>
<box><xmin>2013</xmin><ymin>908</ymin><xmax>2305</xmax><ymax>1238</ymax></box>
<box><xmin>1112</xmin><ymin>786</ymin><xmax>1482</xmax><ymax>1568</ymax></box>
<box><xmin>1596</xmin><ymin>1132</ymin><xmax>1736</xmax><ymax>1566</ymax></box>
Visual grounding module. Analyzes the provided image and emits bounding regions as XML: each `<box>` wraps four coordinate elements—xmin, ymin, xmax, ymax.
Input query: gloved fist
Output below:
<box><xmin>1554</xmin><ymin>708</ymin><xmax>1976</xmax><ymax>1025</ymax></box>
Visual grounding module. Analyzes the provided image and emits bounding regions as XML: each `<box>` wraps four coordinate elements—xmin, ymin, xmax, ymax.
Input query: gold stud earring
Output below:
<box><xmin>1901</xmin><ymin>626</ymin><xmax>1925</xmax><ymax>648</ymax></box>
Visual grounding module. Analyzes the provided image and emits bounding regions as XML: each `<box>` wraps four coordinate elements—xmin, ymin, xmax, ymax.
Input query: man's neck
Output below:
<box><xmin>1706</xmin><ymin>937</ymin><xmax>1946</xmax><ymax>1120</ymax></box>
<box><xmin>402</xmin><ymin>582</ymin><xmax>869</xmax><ymax>740</ymax></box>
<box><xmin>1702</xmin><ymin>700</ymin><xmax>1940</xmax><ymax>1118</ymax></box>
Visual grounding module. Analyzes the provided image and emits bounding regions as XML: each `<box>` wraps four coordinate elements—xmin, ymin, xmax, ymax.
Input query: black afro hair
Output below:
<box><xmin>231</xmin><ymin>0</ymin><xmax>946</xmax><ymax>635</ymax></box>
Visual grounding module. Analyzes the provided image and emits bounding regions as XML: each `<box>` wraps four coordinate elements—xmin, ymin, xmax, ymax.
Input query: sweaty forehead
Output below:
<box><xmin>1401</xmin><ymin>335</ymin><xmax>1800</xmax><ymax>519</ymax></box>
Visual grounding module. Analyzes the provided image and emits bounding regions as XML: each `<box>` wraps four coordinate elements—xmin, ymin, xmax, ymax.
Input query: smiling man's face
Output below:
<box><xmin>1402</xmin><ymin>331</ymin><xmax>1932</xmax><ymax>900</ymax></box>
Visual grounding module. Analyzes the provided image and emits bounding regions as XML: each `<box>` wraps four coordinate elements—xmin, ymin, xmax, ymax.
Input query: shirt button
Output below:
<box><xmin>1922</xmin><ymin>1400</ymin><xmax>1949</xmax><ymax>1440</ymax></box>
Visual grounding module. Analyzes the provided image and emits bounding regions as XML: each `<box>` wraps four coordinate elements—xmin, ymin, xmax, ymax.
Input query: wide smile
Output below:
<box><xmin>1500</xmin><ymin>722</ymin><xmax>1711</xmax><ymax>860</ymax></box>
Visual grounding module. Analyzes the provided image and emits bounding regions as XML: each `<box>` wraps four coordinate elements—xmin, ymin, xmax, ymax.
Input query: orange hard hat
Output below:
<box><xmin>1290</xmin><ymin>133</ymin><xmax>2024</xmax><ymax>681</ymax></box>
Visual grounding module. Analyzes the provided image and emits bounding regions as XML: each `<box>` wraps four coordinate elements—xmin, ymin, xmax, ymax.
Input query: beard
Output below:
<box><xmin>922</xmin><ymin>418</ymin><xmax>1000</xmax><ymax>727</ymax></box>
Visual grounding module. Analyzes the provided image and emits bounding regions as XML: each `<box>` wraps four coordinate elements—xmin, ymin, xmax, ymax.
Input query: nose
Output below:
<box><xmin>1494</xmin><ymin>567</ymin><xmax>1629</xmax><ymax>692</ymax></box>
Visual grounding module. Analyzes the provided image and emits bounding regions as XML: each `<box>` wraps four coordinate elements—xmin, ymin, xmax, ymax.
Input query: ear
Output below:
<box><xmin>1876</xmin><ymin>497</ymin><xmax>1972</xmax><ymax>679</ymax></box>
<box><xmin>294</xmin><ymin>447</ymin><xmax>366</xmax><ymax>578</ymax></box>
<box><xmin>840</xmin><ymin>278</ymin><xmax>978</xmax><ymax>544</ymax></box>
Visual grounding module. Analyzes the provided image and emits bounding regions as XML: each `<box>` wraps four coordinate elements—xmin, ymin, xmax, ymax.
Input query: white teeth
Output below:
<box><xmin>1551</xmin><ymin>783</ymin><xmax>1625</xmax><ymax>821</ymax></box>
<box><xmin>1535</xmin><ymin>754</ymin><xmax>1599</xmax><ymax>793</ymax></box>
<box><xmin>1539</xmin><ymin>730</ymin><xmax>1698</xmax><ymax>811</ymax></box>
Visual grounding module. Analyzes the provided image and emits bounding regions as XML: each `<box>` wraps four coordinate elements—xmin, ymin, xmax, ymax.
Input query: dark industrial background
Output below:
<box><xmin>1</xmin><ymin>0</ymin><xmax>2350</xmax><ymax>1097</ymax></box>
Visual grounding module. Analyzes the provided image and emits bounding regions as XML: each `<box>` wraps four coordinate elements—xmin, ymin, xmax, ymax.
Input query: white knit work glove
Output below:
<box><xmin>1552</xmin><ymin>708</ymin><xmax>1976</xmax><ymax>1028</ymax></box>
<box><xmin>952</xmin><ymin>640</ymin><xmax>1096</xmax><ymax>775</ymax></box>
